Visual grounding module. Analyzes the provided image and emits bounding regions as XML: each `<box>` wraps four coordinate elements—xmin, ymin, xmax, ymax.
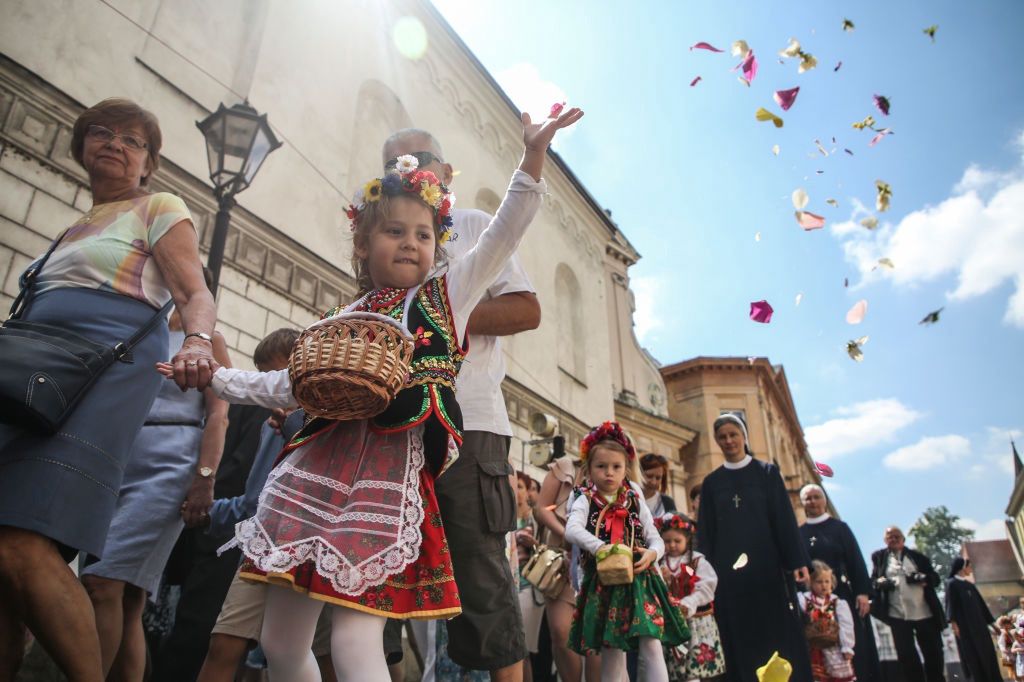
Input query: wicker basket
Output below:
<box><xmin>288</xmin><ymin>312</ymin><xmax>415</xmax><ymax>421</ymax></box>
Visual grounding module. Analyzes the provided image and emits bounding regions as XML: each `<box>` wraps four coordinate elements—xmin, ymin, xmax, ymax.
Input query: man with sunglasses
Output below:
<box><xmin>382</xmin><ymin>129</ymin><xmax>541</xmax><ymax>681</ymax></box>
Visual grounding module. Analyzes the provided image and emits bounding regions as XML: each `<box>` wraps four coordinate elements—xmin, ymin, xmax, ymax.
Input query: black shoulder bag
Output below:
<box><xmin>0</xmin><ymin>232</ymin><xmax>173</xmax><ymax>434</ymax></box>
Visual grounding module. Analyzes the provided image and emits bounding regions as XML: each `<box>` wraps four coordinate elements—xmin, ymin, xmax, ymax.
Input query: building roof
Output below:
<box><xmin>964</xmin><ymin>539</ymin><xmax>1022</xmax><ymax>585</ymax></box>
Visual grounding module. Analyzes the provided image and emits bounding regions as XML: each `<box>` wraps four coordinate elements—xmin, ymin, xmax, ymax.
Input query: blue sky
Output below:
<box><xmin>431</xmin><ymin>0</ymin><xmax>1024</xmax><ymax>558</ymax></box>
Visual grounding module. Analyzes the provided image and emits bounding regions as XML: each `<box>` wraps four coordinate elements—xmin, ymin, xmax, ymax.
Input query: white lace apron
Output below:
<box><xmin>233</xmin><ymin>420</ymin><xmax>426</xmax><ymax>596</ymax></box>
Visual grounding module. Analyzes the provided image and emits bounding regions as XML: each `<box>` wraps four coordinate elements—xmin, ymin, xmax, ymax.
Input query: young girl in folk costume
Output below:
<box><xmin>798</xmin><ymin>560</ymin><xmax>856</xmax><ymax>682</ymax></box>
<box><xmin>161</xmin><ymin>107</ymin><xmax>583</xmax><ymax>681</ymax></box>
<box><xmin>996</xmin><ymin>615</ymin><xmax>1019</xmax><ymax>681</ymax></box>
<box><xmin>656</xmin><ymin>514</ymin><xmax>725</xmax><ymax>681</ymax></box>
<box><xmin>1013</xmin><ymin>614</ymin><xmax>1024</xmax><ymax>682</ymax></box>
<box><xmin>565</xmin><ymin>421</ymin><xmax>689</xmax><ymax>682</ymax></box>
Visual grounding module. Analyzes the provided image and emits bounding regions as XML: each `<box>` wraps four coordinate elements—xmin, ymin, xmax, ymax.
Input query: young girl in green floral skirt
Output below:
<box><xmin>565</xmin><ymin>422</ymin><xmax>689</xmax><ymax>681</ymax></box>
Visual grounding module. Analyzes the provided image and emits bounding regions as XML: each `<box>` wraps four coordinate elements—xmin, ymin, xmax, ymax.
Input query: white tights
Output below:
<box><xmin>600</xmin><ymin>637</ymin><xmax>668</xmax><ymax>682</ymax></box>
<box><xmin>260</xmin><ymin>585</ymin><xmax>389</xmax><ymax>681</ymax></box>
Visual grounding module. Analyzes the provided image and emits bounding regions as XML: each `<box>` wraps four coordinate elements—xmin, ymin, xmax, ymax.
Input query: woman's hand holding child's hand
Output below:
<box><xmin>633</xmin><ymin>548</ymin><xmax>657</xmax><ymax>572</ymax></box>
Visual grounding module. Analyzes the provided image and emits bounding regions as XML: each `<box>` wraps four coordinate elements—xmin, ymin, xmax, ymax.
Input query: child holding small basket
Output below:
<box><xmin>564</xmin><ymin>421</ymin><xmax>689</xmax><ymax>681</ymax></box>
<box><xmin>159</xmin><ymin>107</ymin><xmax>582</xmax><ymax>681</ymax></box>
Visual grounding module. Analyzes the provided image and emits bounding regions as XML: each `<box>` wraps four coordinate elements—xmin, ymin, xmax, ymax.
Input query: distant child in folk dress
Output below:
<box><xmin>996</xmin><ymin>615</ymin><xmax>1018</xmax><ymax>681</ymax></box>
<box><xmin>656</xmin><ymin>514</ymin><xmax>725</xmax><ymax>681</ymax></box>
<box><xmin>161</xmin><ymin>107</ymin><xmax>582</xmax><ymax>681</ymax></box>
<box><xmin>1013</xmin><ymin>614</ymin><xmax>1024</xmax><ymax>682</ymax></box>
<box><xmin>565</xmin><ymin>422</ymin><xmax>689</xmax><ymax>682</ymax></box>
<box><xmin>799</xmin><ymin>560</ymin><xmax>855</xmax><ymax>682</ymax></box>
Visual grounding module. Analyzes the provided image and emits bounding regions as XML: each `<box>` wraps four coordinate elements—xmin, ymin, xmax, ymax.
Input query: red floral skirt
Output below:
<box><xmin>240</xmin><ymin>468</ymin><xmax>460</xmax><ymax>618</ymax></box>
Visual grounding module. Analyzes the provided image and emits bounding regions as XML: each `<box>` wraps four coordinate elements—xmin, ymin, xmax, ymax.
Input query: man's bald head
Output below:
<box><xmin>381</xmin><ymin>129</ymin><xmax>452</xmax><ymax>185</ymax></box>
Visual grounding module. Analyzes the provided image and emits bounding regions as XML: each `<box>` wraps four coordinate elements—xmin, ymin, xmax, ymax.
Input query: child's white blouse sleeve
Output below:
<box><xmin>564</xmin><ymin>494</ymin><xmax>603</xmax><ymax>556</ymax></box>
<box><xmin>445</xmin><ymin>170</ymin><xmax>547</xmax><ymax>339</ymax></box>
<box><xmin>632</xmin><ymin>482</ymin><xmax>664</xmax><ymax>561</ymax></box>
<box><xmin>210</xmin><ymin>367</ymin><xmax>298</xmax><ymax>409</ymax></box>
<box><xmin>836</xmin><ymin>597</ymin><xmax>856</xmax><ymax>654</ymax></box>
<box><xmin>680</xmin><ymin>553</ymin><xmax>718</xmax><ymax>614</ymax></box>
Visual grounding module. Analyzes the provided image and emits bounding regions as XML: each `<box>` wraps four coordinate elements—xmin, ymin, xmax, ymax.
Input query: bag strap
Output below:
<box><xmin>8</xmin><ymin>230</ymin><xmax>69</xmax><ymax>319</ymax></box>
<box><xmin>113</xmin><ymin>299</ymin><xmax>174</xmax><ymax>361</ymax></box>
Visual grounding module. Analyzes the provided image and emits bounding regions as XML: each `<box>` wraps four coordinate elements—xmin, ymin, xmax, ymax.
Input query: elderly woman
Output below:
<box><xmin>639</xmin><ymin>453</ymin><xmax>678</xmax><ymax>517</ymax></box>
<box><xmin>696</xmin><ymin>412</ymin><xmax>813</xmax><ymax>682</ymax></box>
<box><xmin>0</xmin><ymin>98</ymin><xmax>217</xmax><ymax>681</ymax></box>
<box><xmin>799</xmin><ymin>484</ymin><xmax>881</xmax><ymax>681</ymax></box>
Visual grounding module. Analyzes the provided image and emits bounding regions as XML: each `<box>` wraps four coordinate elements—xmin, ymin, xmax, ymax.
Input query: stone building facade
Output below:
<box><xmin>0</xmin><ymin>0</ymin><xmax>698</xmax><ymax>480</ymax></box>
<box><xmin>659</xmin><ymin>356</ymin><xmax>828</xmax><ymax>520</ymax></box>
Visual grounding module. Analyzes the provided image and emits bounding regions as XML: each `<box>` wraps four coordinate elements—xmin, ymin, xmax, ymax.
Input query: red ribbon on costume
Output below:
<box><xmin>603</xmin><ymin>507</ymin><xmax>629</xmax><ymax>544</ymax></box>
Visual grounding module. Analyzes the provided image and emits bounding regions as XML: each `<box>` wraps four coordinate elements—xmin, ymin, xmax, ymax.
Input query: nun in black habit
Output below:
<box><xmin>697</xmin><ymin>413</ymin><xmax>813</xmax><ymax>682</ymax></box>
<box><xmin>945</xmin><ymin>557</ymin><xmax>1002</xmax><ymax>681</ymax></box>
<box><xmin>799</xmin><ymin>483</ymin><xmax>883</xmax><ymax>681</ymax></box>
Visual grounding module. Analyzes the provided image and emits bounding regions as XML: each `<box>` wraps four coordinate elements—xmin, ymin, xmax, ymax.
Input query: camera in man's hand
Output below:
<box><xmin>905</xmin><ymin>572</ymin><xmax>928</xmax><ymax>585</ymax></box>
<box><xmin>875</xmin><ymin>576</ymin><xmax>897</xmax><ymax>592</ymax></box>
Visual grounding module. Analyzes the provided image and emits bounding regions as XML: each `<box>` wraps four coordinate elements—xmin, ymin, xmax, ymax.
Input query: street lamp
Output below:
<box><xmin>196</xmin><ymin>101</ymin><xmax>282</xmax><ymax>294</ymax></box>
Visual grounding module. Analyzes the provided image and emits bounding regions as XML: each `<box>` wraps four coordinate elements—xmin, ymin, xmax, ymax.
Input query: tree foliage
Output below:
<box><xmin>909</xmin><ymin>505</ymin><xmax>976</xmax><ymax>582</ymax></box>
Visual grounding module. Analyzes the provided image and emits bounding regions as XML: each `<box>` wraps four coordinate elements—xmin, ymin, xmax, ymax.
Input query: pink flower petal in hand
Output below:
<box><xmin>548</xmin><ymin>102</ymin><xmax>565</xmax><ymax>119</ymax></box>
<box><xmin>690</xmin><ymin>42</ymin><xmax>724</xmax><ymax>52</ymax></box>
<box><xmin>773</xmin><ymin>87</ymin><xmax>800</xmax><ymax>111</ymax></box>
<box><xmin>750</xmin><ymin>300</ymin><xmax>774</xmax><ymax>323</ymax></box>
<box><xmin>795</xmin><ymin>211</ymin><xmax>826</xmax><ymax>230</ymax></box>
<box><xmin>846</xmin><ymin>299</ymin><xmax>868</xmax><ymax>324</ymax></box>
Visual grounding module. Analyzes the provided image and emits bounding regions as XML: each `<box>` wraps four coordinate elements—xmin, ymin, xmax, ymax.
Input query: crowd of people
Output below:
<box><xmin>0</xmin><ymin>96</ymin><xmax>1012</xmax><ymax>682</ymax></box>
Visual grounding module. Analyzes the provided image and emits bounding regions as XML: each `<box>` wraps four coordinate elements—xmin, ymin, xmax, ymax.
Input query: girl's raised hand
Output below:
<box><xmin>634</xmin><ymin>548</ymin><xmax>658</xmax><ymax>572</ymax></box>
<box><xmin>155</xmin><ymin>362</ymin><xmax>175</xmax><ymax>378</ymax></box>
<box><xmin>522</xmin><ymin>106</ymin><xmax>584</xmax><ymax>153</ymax></box>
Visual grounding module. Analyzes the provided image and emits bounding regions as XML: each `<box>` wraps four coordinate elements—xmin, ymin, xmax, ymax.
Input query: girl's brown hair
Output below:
<box><xmin>350</xmin><ymin>193</ymin><xmax>448</xmax><ymax>292</ymax></box>
<box><xmin>810</xmin><ymin>559</ymin><xmax>835</xmax><ymax>587</ymax></box>
<box><xmin>586</xmin><ymin>439</ymin><xmax>641</xmax><ymax>485</ymax></box>
<box><xmin>71</xmin><ymin>98</ymin><xmax>162</xmax><ymax>184</ymax></box>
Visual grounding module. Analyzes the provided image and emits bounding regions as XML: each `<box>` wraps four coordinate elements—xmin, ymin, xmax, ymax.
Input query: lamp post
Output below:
<box><xmin>196</xmin><ymin>101</ymin><xmax>282</xmax><ymax>294</ymax></box>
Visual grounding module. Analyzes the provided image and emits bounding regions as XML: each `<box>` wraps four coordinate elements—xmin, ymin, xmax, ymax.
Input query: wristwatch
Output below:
<box><xmin>184</xmin><ymin>332</ymin><xmax>213</xmax><ymax>342</ymax></box>
<box><xmin>198</xmin><ymin>466</ymin><xmax>215</xmax><ymax>479</ymax></box>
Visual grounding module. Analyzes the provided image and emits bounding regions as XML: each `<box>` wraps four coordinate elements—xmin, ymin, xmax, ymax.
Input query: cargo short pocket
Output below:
<box><xmin>478</xmin><ymin>459</ymin><xmax>516</xmax><ymax>534</ymax></box>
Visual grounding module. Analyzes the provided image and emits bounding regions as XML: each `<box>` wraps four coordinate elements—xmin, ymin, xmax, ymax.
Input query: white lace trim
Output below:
<box><xmin>230</xmin><ymin>433</ymin><xmax>426</xmax><ymax>596</ymax></box>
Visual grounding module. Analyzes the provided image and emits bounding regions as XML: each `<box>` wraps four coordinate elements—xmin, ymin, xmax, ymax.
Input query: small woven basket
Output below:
<box><xmin>288</xmin><ymin>312</ymin><xmax>414</xmax><ymax>421</ymax></box>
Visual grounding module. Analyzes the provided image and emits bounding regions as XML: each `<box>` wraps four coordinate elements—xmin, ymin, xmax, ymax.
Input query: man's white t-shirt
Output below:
<box><xmin>442</xmin><ymin>207</ymin><xmax>535</xmax><ymax>437</ymax></box>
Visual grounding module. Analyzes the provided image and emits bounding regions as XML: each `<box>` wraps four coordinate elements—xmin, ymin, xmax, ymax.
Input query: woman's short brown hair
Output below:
<box><xmin>71</xmin><ymin>98</ymin><xmax>162</xmax><ymax>185</ymax></box>
<box><xmin>639</xmin><ymin>453</ymin><xmax>670</xmax><ymax>493</ymax></box>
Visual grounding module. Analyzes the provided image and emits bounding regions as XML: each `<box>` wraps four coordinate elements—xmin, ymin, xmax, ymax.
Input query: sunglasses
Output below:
<box><xmin>385</xmin><ymin>151</ymin><xmax>442</xmax><ymax>170</ymax></box>
<box><xmin>86</xmin><ymin>125</ymin><xmax>148</xmax><ymax>151</ymax></box>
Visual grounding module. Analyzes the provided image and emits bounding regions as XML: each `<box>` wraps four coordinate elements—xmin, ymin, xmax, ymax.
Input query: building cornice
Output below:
<box><xmin>614</xmin><ymin>399</ymin><xmax>699</xmax><ymax>446</ymax></box>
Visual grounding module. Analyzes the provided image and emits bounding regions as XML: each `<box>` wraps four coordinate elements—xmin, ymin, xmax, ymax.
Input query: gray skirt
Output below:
<box><xmin>0</xmin><ymin>288</ymin><xmax>169</xmax><ymax>558</ymax></box>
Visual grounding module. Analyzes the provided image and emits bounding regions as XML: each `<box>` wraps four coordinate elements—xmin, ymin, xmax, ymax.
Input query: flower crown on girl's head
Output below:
<box><xmin>345</xmin><ymin>154</ymin><xmax>455</xmax><ymax>241</ymax></box>
<box><xmin>579</xmin><ymin>421</ymin><xmax>636</xmax><ymax>462</ymax></box>
<box><xmin>655</xmin><ymin>514</ymin><xmax>696</xmax><ymax>535</ymax></box>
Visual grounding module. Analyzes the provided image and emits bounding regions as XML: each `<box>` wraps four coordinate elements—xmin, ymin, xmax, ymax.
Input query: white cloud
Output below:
<box><xmin>883</xmin><ymin>434</ymin><xmax>971</xmax><ymax>471</ymax></box>
<box><xmin>831</xmin><ymin>154</ymin><xmax>1024</xmax><ymax>327</ymax></box>
<box><xmin>969</xmin><ymin>426</ymin><xmax>1024</xmax><ymax>478</ymax></box>
<box><xmin>630</xmin><ymin>275</ymin><xmax>665</xmax><ymax>343</ymax></box>
<box><xmin>805</xmin><ymin>398</ymin><xmax>922</xmax><ymax>459</ymax></box>
<box><xmin>962</xmin><ymin>517</ymin><xmax>1008</xmax><ymax>542</ymax></box>
<box><xmin>493</xmin><ymin>63</ymin><xmax>575</xmax><ymax>147</ymax></box>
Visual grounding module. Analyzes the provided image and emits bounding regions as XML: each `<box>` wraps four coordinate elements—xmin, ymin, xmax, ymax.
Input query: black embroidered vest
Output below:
<box><xmin>291</xmin><ymin>275</ymin><xmax>467</xmax><ymax>472</ymax></box>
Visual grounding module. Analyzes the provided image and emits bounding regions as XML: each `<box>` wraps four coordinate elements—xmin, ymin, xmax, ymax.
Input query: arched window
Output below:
<box><xmin>474</xmin><ymin>188</ymin><xmax>501</xmax><ymax>215</ymax></box>
<box><xmin>555</xmin><ymin>263</ymin><xmax>586</xmax><ymax>383</ymax></box>
<box><xmin>346</xmin><ymin>79</ymin><xmax>413</xmax><ymax>194</ymax></box>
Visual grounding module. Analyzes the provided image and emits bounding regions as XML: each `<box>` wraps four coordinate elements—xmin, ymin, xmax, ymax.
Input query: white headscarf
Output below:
<box><xmin>713</xmin><ymin>412</ymin><xmax>752</xmax><ymax>455</ymax></box>
<box><xmin>799</xmin><ymin>483</ymin><xmax>826</xmax><ymax>504</ymax></box>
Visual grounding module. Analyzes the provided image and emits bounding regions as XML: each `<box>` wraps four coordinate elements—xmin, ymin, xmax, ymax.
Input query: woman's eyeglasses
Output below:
<box><xmin>385</xmin><ymin>151</ymin><xmax>441</xmax><ymax>170</ymax></box>
<box><xmin>86</xmin><ymin>125</ymin><xmax>148</xmax><ymax>151</ymax></box>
